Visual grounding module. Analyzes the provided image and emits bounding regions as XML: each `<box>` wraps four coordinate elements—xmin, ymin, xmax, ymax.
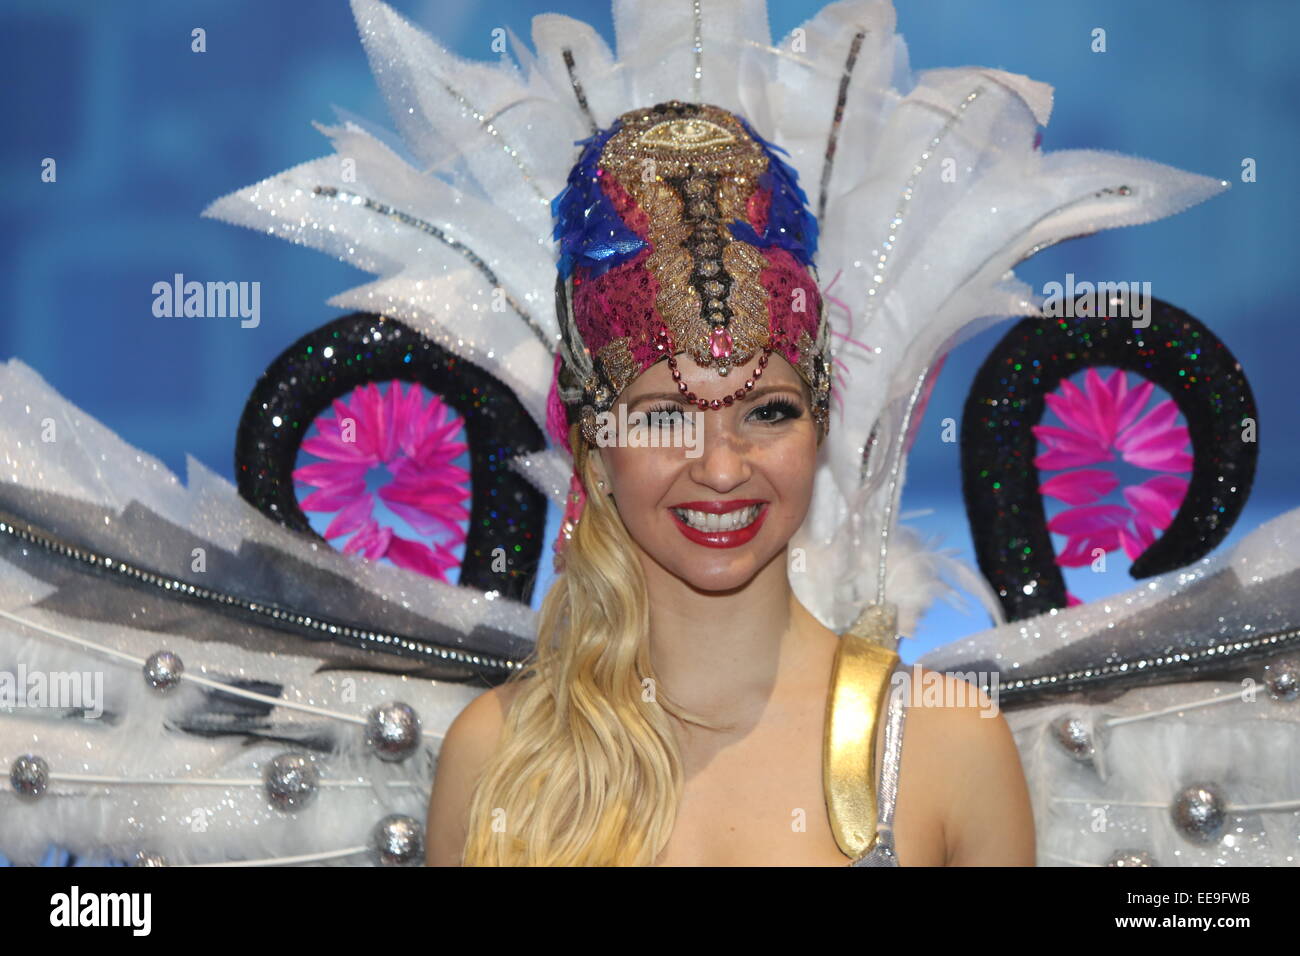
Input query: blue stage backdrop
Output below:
<box><xmin>2</xmin><ymin>0</ymin><xmax>1295</xmax><ymax>659</ymax></box>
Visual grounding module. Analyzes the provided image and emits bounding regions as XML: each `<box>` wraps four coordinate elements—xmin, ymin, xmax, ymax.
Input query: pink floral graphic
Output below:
<box><xmin>1033</xmin><ymin>368</ymin><xmax>1191</xmax><ymax>606</ymax></box>
<box><xmin>292</xmin><ymin>381</ymin><xmax>471</xmax><ymax>581</ymax></box>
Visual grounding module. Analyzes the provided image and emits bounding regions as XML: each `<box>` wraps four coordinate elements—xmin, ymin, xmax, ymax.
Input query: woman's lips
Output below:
<box><xmin>667</xmin><ymin>500</ymin><xmax>769</xmax><ymax>549</ymax></box>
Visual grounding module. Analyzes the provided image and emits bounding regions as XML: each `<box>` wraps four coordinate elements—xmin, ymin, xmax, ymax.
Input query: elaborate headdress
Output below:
<box><xmin>550</xmin><ymin>99</ymin><xmax>831</xmax><ymax>445</ymax></box>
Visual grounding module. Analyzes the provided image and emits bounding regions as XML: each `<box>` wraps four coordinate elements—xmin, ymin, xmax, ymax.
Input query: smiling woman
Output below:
<box><xmin>599</xmin><ymin>358</ymin><xmax>815</xmax><ymax>583</ymax></box>
<box><xmin>423</xmin><ymin>97</ymin><xmax>1035</xmax><ymax>867</ymax></box>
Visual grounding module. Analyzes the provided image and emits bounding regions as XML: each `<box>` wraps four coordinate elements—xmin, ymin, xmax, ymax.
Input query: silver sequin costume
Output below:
<box><xmin>849</xmin><ymin>670</ymin><xmax>909</xmax><ymax>867</ymax></box>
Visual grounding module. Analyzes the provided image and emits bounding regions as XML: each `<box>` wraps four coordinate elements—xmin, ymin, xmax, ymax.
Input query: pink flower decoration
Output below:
<box><xmin>1034</xmin><ymin>368</ymin><xmax>1190</xmax><ymax>567</ymax></box>
<box><xmin>293</xmin><ymin>381</ymin><xmax>471</xmax><ymax>581</ymax></box>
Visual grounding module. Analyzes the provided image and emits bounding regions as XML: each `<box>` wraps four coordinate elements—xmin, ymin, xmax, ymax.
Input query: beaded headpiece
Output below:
<box><xmin>550</xmin><ymin>100</ymin><xmax>832</xmax><ymax>446</ymax></box>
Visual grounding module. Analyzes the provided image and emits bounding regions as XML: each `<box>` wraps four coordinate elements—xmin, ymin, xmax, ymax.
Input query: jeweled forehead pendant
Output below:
<box><xmin>551</xmin><ymin>100</ymin><xmax>832</xmax><ymax>444</ymax></box>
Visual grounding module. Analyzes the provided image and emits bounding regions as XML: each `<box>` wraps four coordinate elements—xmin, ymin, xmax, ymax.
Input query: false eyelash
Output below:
<box><xmin>645</xmin><ymin>402</ymin><xmax>688</xmax><ymax>418</ymax></box>
<box><xmin>751</xmin><ymin>397</ymin><xmax>803</xmax><ymax>422</ymax></box>
<box><xmin>642</xmin><ymin>398</ymin><xmax>802</xmax><ymax>421</ymax></box>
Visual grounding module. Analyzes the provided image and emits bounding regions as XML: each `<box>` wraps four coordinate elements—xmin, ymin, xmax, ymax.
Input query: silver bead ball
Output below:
<box><xmin>1170</xmin><ymin>783</ymin><xmax>1226</xmax><ymax>845</ymax></box>
<box><xmin>10</xmin><ymin>754</ymin><xmax>49</xmax><ymax>798</ymax></box>
<box><xmin>263</xmin><ymin>753</ymin><xmax>319</xmax><ymax>812</ymax></box>
<box><xmin>1106</xmin><ymin>849</ymin><xmax>1155</xmax><ymax>867</ymax></box>
<box><xmin>1264</xmin><ymin>658</ymin><xmax>1299</xmax><ymax>702</ymax></box>
<box><xmin>1053</xmin><ymin>715</ymin><xmax>1095</xmax><ymax>762</ymax></box>
<box><xmin>371</xmin><ymin>814</ymin><xmax>424</xmax><ymax>866</ymax></box>
<box><xmin>144</xmin><ymin>650</ymin><xmax>184</xmax><ymax>692</ymax></box>
<box><xmin>366</xmin><ymin>701</ymin><xmax>422</xmax><ymax>763</ymax></box>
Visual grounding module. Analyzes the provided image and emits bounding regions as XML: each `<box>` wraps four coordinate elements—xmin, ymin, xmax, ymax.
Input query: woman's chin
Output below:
<box><xmin>653</xmin><ymin>546</ymin><xmax>786</xmax><ymax>595</ymax></box>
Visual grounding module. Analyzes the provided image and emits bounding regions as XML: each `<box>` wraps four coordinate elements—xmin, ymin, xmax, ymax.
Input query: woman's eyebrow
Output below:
<box><xmin>739</xmin><ymin>384</ymin><xmax>804</xmax><ymax>403</ymax></box>
<box><xmin>627</xmin><ymin>391</ymin><xmax>687</xmax><ymax>409</ymax></box>
<box><xmin>626</xmin><ymin>383</ymin><xmax>802</xmax><ymax>410</ymax></box>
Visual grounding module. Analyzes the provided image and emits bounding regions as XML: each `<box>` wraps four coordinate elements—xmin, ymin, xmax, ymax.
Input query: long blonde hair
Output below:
<box><xmin>460</xmin><ymin>428</ymin><xmax>726</xmax><ymax>865</ymax></box>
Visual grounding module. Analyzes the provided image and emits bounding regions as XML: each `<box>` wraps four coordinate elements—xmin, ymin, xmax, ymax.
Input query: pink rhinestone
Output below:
<box><xmin>709</xmin><ymin>326</ymin><xmax>733</xmax><ymax>360</ymax></box>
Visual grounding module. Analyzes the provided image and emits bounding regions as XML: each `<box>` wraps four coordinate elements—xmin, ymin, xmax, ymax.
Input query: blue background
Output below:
<box><xmin>2</xmin><ymin>0</ymin><xmax>1296</xmax><ymax>661</ymax></box>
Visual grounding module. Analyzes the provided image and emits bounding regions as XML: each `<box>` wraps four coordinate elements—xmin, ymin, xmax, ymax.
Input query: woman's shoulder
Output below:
<box><xmin>895</xmin><ymin>663</ymin><xmax>997</xmax><ymax>716</ymax></box>
<box><xmin>893</xmin><ymin>662</ymin><xmax>1013</xmax><ymax>769</ymax></box>
<box><xmin>447</xmin><ymin>674</ymin><xmax>532</xmax><ymax>742</ymax></box>
<box><xmin>426</xmin><ymin>675</ymin><xmax>534</xmax><ymax>865</ymax></box>
<box><xmin>893</xmin><ymin>663</ymin><xmax>1035</xmax><ymax>865</ymax></box>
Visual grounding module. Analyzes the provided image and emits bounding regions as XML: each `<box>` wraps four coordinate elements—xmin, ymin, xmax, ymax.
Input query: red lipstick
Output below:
<box><xmin>667</xmin><ymin>499</ymin><xmax>769</xmax><ymax>549</ymax></box>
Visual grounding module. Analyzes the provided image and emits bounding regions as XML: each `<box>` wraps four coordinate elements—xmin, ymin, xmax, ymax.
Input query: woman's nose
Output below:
<box><xmin>687</xmin><ymin>415</ymin><xmax>752</xmax><ymax>493</ymax></box>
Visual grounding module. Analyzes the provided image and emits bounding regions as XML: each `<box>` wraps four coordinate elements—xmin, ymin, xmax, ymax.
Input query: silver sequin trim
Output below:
<box><xmin>850</xmin><ymin>674</ymin><xmax>908</xmax><ymax>867</ymax></box>
<box><xmin>562</xmin><ymin>47</ymin><xmax>600</xmax><ymax>133</ymax></box>
<box><xmin>691</xmin><ymin>0</ymin><xmax>703</xmax><ymax>101</ymax></box>
<box><xmin>311</xmin><ymin>185</ymin><xmax>554</xmax><ymax>353</ymax></box>
<box><xmin>873</xmin><ymin>365</ymin><xmax>931</xmax><ymax>605</ymax></box>
<box><xmin>0</xmin><ymin>511</ymin><xmax>522</xmax><ymax>677</ymax></box>
<box><xmin>980</xmin><ymin>625</ymin><xmax>1300</xmax><ymax>706</ymax></box>
<box><xmin>818</xmin><ymin>28</ymin><xmax>868</xmax><ymax>223</ymax></box>
<box><xmin>862</xmin><ymin>86</ymin><xmax>985</xmax><ymax>324</ymax></box>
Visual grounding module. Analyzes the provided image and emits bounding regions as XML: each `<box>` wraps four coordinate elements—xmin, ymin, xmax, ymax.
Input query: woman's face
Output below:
<box><xmin>591</xmin><ymin>350</ymin><xmax>819</xmax><ymax>593</ymax></box>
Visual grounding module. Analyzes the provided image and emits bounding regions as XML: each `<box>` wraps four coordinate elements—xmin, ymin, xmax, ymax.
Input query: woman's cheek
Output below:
<box><xmin>610</xmin><ymin>448</ymin><xmax>675</xmax><ymax>513</ymax></box>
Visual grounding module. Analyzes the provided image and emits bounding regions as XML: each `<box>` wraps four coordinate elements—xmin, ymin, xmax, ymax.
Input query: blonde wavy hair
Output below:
<box><xmin>460</xmin><ymin>424</ymin><xmax>729</xmax><ymax>865</ymax></box>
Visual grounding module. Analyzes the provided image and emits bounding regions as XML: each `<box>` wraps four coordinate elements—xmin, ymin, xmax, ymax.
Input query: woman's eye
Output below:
<box><xmin>749</xmin><ymin>398</ymin><xmax>803</xmax><ymax>423</ymax></box>
<box><xmin>646</xmin><ymin>403</ymin><xmax>686</xmax><ymax>423</ymax></box>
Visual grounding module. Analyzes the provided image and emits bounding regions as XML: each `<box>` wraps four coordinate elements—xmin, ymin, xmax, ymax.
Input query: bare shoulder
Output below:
<box><xmin>897</xmin><ymin>664</ymin><xmax>1036</xmax><ymax>866</ymax></box>
<box><xmin>424</xmin><ymin>677</ymin><xmax>531</xmax><ymax>865</ymax></box>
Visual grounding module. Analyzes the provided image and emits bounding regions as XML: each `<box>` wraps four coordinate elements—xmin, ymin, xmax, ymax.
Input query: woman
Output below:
<box><xmin>425</xmin><ymin>100</ymin><xmax>1035</xmax><ymax>866</ymax></box>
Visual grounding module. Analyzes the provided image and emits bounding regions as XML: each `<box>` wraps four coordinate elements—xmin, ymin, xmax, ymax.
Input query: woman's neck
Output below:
<box><xmin>638</xmin><ymin>547</ymin><xmax>838</xmax><ymax>728</ymax></box>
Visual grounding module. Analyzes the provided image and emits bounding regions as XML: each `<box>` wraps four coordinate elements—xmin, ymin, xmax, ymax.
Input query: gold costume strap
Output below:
<box><xmin>823</xmin><ymin>631</ymin><xmax>900</xmax><ymax>860</ymax></box>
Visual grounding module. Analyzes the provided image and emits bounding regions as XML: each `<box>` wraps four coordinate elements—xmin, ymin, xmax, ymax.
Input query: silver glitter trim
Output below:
<box><xmin>692</xmin><ymin>0</ymin><xmax>703</xmax><ymax>101</ymax></box>
<box><xmin>0</xmin><ymin>510</ymin><xmax>523</xmax><ymax>677</ymax></box>
<box><xmin>740</xmin><ymin>38</ymin><xmax>822</xmax><ymax>70</ymax></box>
<box><xmin>561</xmin><ymin>47</ymin><xmax>600</xmax><ymax>133</ymax></box>
<box><xmin>311</xmin><ymin>185</ymin><xmax>554</xmax><ymax>354</ymax></box>
<box><xmin>863</xmin><ymin>87</ymin><xmax>985</xmax><ymax>605</ymax></box>
<box><xmin>860</xmin><ymin>419</ymin><xmax>881</xmax><ymax>485</ymax></box>
<box><xmin>429</xmin><ymin>75</ymin><xmax>550</xmax><ymax>205</ymax></box>
<box><xmin>849</xmin><ymin>674</ymin><xmax>907</xmax><ymax>867</ymax></box>
<box><xmin>975</xmin><ymin>627</ymin><xmax>1300</xmax><ymax>708</ymax></box>
<box><xmin>1009</xmin><ymin>185</ymin><xmax>1135</xmax><ymax>269</ymax></box>
<box><xmin>874</xmin><ymin>364</ymin><xmax>931</xmax><ymax>606</ymax></box>
<box><xmin>818</xmin><ymin>28</ymin><xmax>867</xmax><ymax>223</ymax></box>
<box><xmin>876</xmin><ymin>677</ymin><xmax>908</xmax><ymax>829</ymax></box>
<box><xmin>862</xmin><ymin>86</ymin><xmax>986</xmax><ymax>328</ymax></box>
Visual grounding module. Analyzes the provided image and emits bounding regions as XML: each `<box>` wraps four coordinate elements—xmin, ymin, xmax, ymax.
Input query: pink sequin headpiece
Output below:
<box><xmin>550</xmin><ymin>100</ymin><xmax>831</xmax><ymax>448</ymax></box>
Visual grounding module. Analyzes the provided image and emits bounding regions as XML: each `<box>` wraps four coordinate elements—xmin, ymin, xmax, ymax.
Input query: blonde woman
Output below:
<box><xmin>425</xmin><ymin>100</ymin><xmax>1034</xmax><ymax>867</ymax></box>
